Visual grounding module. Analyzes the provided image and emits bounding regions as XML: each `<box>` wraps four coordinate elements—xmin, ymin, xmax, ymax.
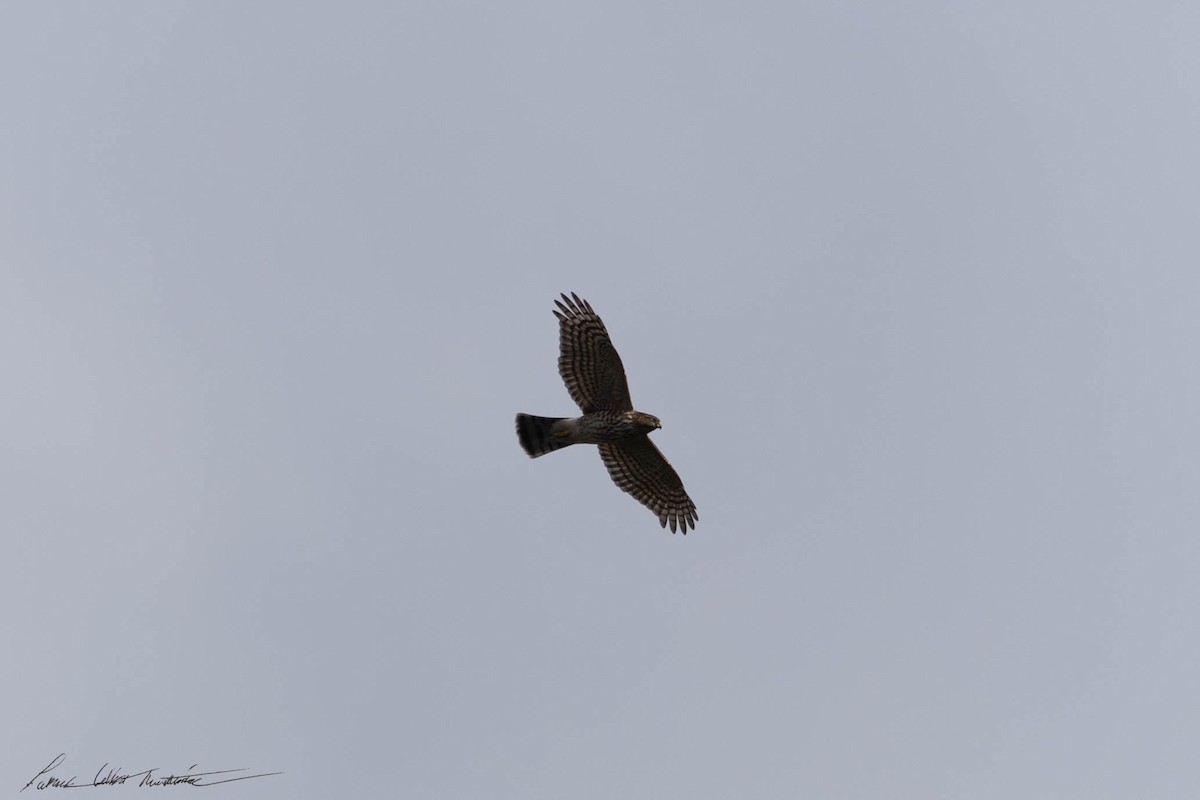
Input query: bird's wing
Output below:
<box><xmin>598</xmin><ymin>437</ymin><xmax>698</xmax><ymax>533</ymax></box>
<box><xmin>553</xmin><ymin>292</ymin><xmax>633</xmax><ymax>413</ymax></box>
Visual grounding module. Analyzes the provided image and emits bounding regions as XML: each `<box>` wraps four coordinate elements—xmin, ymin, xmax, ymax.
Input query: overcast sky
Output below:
<box><xmin>5</xmin><ymin>3</ymin><xmax>1200</xmax><ymax>798</ymax></box>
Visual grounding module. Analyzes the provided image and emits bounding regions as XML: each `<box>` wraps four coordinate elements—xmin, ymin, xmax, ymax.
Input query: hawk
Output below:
<box><xmin>515</xmin><ymin>292</ymin><xmax>698</xmax><ymax>533</ymax></box>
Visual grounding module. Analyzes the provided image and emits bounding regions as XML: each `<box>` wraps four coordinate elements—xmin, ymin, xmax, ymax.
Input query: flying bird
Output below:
<box><xmin>515</xmin><ymin>292</ymin><xmax>698</xmax><ymax>533</ymax></box>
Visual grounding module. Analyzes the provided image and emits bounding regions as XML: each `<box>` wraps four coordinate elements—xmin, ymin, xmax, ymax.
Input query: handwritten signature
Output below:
<box><xmin>22</xmin><ymin>754</ymin><xmax>281</xmax><ymax>791</ymax></box>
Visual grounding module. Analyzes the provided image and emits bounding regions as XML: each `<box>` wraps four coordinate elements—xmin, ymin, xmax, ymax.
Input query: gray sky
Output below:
<box><xmin>5</xmin><ymin>2</ymin><xmax>1200</xmax><ymax>797</ymax></box>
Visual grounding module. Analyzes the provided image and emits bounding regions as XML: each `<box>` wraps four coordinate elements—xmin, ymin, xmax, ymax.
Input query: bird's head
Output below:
<box><xmin>632</xmin><ymin>411</ymin><xmax>662</xmax><ymax>433</ymax></box>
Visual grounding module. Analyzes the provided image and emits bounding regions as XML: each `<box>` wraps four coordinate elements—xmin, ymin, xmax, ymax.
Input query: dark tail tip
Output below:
<box><xmin>515</xmin><ymin>413</ymin><xmax>570</xmax><ymax>457</ymax></box>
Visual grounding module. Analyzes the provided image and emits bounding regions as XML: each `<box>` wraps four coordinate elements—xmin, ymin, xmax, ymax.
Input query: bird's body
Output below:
<box><xmin>515</xmin><ymin>293</ymin><xmax>698</xmax><ymax>533</ymax></box>
<box><xmin>516</xmin><ymin>410</ymin><xmax>661</xmax><ymax>453</ymax></box>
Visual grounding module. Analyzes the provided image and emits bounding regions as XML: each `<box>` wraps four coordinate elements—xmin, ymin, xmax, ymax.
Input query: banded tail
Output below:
<box><xmin>516</xmin><ymin>413</ymin><xmax>572</xmax><ymax>457</ymax></box>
